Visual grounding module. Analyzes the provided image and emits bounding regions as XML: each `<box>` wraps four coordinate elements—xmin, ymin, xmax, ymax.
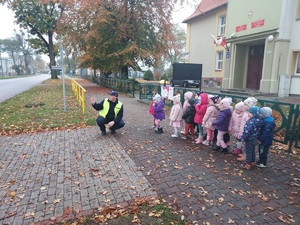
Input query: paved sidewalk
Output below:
<box><xmin>0</xmin><ymin>127</ymin><xmax>156</xmax><ymax>224</ymax></box>
<box><xmin>0</xmin><ymin>81</ymin><xmax>300</xmax><ymax>225</ymax></box>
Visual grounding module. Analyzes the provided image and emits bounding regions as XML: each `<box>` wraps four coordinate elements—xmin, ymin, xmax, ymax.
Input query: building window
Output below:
<box><xmin>218</xmin><ymin>15</ymin><xmax>226</xmax><ymax>36</ymax></box>
<box><xmin>296</xmin><ymin>52</ymin><xmax>300</xmax><ymax>75</ymax></box>
<box><xmin>215</xmin><ymin>51</ymin><xmax>223</xmax><ymax>70</ymax></box>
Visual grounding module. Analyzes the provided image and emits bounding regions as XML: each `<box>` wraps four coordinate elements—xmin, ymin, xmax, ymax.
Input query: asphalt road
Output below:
<box><xmin>0</xmin><ymin>74</ymin><xmax>50</xmax><ymax>103</ymax></box>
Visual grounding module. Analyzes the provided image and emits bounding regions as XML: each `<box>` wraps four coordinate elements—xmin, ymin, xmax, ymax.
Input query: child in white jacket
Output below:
<box><xmin>169</xmin><ymin>94</ymin><xmax>183</xmax><ymax>137</ymax></box>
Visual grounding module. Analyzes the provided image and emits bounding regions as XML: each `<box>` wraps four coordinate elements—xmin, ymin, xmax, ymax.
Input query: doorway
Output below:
<box><xmin>246</xmin><ymin>45</ymin><xmax>264</xmax><ymax>90</ymax></box>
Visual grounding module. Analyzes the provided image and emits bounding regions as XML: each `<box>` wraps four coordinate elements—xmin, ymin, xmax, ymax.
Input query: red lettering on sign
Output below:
<box><xmin>251</xmin><ymin>19</ymin><xmax>265</xmax><ymax>28</ymax></box>
<box><xmin>236</xmin><ymin>24</ymin><xmax>247</xmax><ymax>32</ymax></box>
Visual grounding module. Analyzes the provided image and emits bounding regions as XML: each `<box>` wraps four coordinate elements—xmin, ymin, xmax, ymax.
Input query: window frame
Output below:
<box><xmin>295</xmin><ymin>52</ymin><xmax>300</xmax><ymax>75</ymax></box>
<box><xmin>215</xmin><ymin>51</ymin><xmax>224</xmax><ymax>71</ymax></box>
<box><xmin>218</xmin><ymin>15</ymin><xmax>226</xmax><ymax>37</ymax></box>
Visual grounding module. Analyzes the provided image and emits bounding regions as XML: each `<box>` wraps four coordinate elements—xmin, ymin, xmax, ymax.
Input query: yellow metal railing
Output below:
<box><xmin>71</xmin><ymin>79</ymin><xmax>87</xmax><ymax>114</ymax></box>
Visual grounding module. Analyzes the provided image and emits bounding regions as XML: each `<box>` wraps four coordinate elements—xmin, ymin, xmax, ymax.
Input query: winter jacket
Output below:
<box><xmin>153</xmin><ymin>100</ymin><xmax>165</xmax><ymax>120</ymax></box>
<box><xmin>182</xmin><ymin>105</ymin><xmax>196</xmax><ymax>124</ymax></box>
<box><xmin>202</xmin><ymin>105</ymin><xmax>219</xmax><ymax>130</ymax></box>
<box><xmin>240</xmin><ymin>117</ymin><xmax>264</xmax><ymax>142</ymax></box>
<box><xmin>169</xmin><ymin>103</ymin><xmax>183</xmax><ymax>122</ymax></box>
<box><xmin>194</xmin><ymin>93</ymin><xmax>209</xmax><ymax>124</ymax></box>
<box><xmin>258</xmin><ymin>117</ymin><xmax>275</xmax><ymax>147</ymax></box>
<box><xmin>212</xmin><ymin>108</ymin><xmax>232</xmax><ymax>132</ymax></box>
<box><xmin>229</xmin><ymin>110</ymin><xmax>246</xmax><ymax>138</ymax></box>
<box><xmin>92</xmin><ymin>98</ymin><xmax>123</xmax><ymax>123</ymax></box>
<box><xmin>239</xmin><ymin>112</ymin><xmax>250</xmax><ymax>137</ymax></box>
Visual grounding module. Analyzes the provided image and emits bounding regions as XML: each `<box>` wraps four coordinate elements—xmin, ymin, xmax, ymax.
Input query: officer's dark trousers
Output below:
<box><xmin>96</xmin><ymin>116</ymin><xmax>125</xmax><ymax>132</ymax></box>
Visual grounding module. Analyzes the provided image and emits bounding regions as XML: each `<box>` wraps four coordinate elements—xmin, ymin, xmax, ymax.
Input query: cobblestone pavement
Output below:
<box><xmin>0</xmin><ymin>127</ymin><xmax>156</xmax><ymax>225</ymax></box>
<box><xmin>0</xmin><ymin>81</ymin><xmax>300</xmax><ymax>225</ymax></box>
<box><xmin>98</xmin><ymin>86</ymin><xmax>300</xmax><ymax>225</ymax></box>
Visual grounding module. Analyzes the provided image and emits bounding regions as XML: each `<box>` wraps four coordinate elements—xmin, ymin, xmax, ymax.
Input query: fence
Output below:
<box><xmin>95</xmin><ymin>77</ymin><xmax>135</xmax><ymax>97</ymax></box>
<box><xmin>139</xmin><ymin>83</ymin><xmax>300</xmax><ymax>153</ymax></box>
<box><xmin>71</xmin><ymin>79</ymin><xmax>87</xmax><ymax>114</ymax></box>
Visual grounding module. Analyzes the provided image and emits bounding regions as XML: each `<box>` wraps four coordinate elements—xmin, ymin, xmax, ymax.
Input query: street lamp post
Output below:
<box><xmin>60</xmin><ymin>43</ymin><xmax>66</xmax><ymax>112</ymax></box>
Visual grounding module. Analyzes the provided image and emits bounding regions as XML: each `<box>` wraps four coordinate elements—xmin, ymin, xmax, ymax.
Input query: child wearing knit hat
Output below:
<box><xmin>237</xmin><ymin>96</ymin><xmax>259</xmax><ymax>161</ymax></box>
<box><xmin>194</xmin><ymin>92</ymin><xmax>209</xmax><ymax>144</ymax></box>
<box><xmin>181</xmin><ymin>98</ymin><xmax>196</xmax><ymax>139</ymax></box>
<box><xmin>152</xmin><ymin>93</ymin><xmax>165</xmax><ymax>134</ymax></box>
<box><xmin>229</xmin><ymin>101</ymin><xmax>246</xmax><ymax>155</ymax></box>
<box><xmin>202</xmin><ymin>95</ymin><xmax>220</xmax><ymax>146</ymax></box>
<box><xmin>181</xmin><ymin>91</ymin><xmax>194</xmax><ymax>134</ymax></box>
<box><xmin>212</xmin><ymin>97</ymin><xmax>232</xmax><ymax>153</ymax></box>
<box><xmin>257</xmin><ymin>107</ymin><xmax>275</xmax><ymax>167</ymax></box>
<box><xmin>169</xmin><ymin>94</ymin><xmax>183</xmax><ymax>138</ymax></box>
<box><xmin>239</xmin><ymin>106</ymin><xmax>264</xmax><ymax>170</ymax></box>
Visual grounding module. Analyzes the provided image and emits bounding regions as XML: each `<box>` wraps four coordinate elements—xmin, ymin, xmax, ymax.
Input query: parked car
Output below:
<box><xmin>170</xmin><ymin>79</ymin><xmax>200</xmax><ymax>88</ymax></box>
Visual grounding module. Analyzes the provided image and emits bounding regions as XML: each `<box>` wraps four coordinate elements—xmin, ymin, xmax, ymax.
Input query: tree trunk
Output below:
<box><xmin>24</xmin><ymin>54</ymin><xmax>30</xmax><ymax>74</ymax></box>
<box><xmin>48</xmin><ymin>32</ymin><xmax>58</xmax><ymax>79</ymax></box>
<box><xmin>120</xmin><ymin>65</ymin><xmax>128</xmax><ymax>79</ymax></box>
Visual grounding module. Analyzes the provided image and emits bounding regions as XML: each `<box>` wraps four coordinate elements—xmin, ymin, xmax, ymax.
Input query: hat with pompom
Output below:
<box><xmin>184</xmin><ymin>91</ymin><xmax>193</xmax><ymax>100</ymax></box>
<box><xmin>220</xmin><ymin>97</ymin><xmax>232</xmax><ymax>108</ymax></box>
<box><xmin>244</xmin><ymin>97</ymin><xmax>258</xmax><ymax>107</ymax></box>
<box><xmin>248</xmin><ymin>106</ymin><xmax>261</xmax><ymax>118</ymax></box>
<box><xmin>210</xmin><ymin>95</ymin><xmax>219</xmax><ymax>104</ymax></box>
<box><xmin>153</xmin><ymin>93</ymin><xmax>161</xmax><ymax>102</ymax></box>
<box><xmin>260</xmin><ymin>107</ymin><xmax>272</xmax><ymax>118</ymax></box>
<box><xmin>235</xmin><ymin>101</ymin><xmax>245</xmax><ymax>111</ymax></box>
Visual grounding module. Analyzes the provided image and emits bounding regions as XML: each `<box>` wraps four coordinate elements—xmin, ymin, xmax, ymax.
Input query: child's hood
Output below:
<box><xmin>199</xmin><ymin>93</ymin><xmax>209</xmax><ymax>106</ymax></box>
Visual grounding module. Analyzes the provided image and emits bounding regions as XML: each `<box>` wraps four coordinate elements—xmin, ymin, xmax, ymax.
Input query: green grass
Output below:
<box><xmin>0</xmin><ymin>79</ymin><xmax>96</xmax><ymax>135</ymax></box>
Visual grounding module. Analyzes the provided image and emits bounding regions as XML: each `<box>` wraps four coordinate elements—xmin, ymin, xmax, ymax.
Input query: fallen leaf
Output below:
<box><xmin>53</xmin><ymin>199</ymin><xmax>61</xmax><ymax>204</ymax></box>
<box><xmin>227</xmin><ymin>218</ymin><xmax>235</xmax><ymax>224</ymax></box>
<box><xmin>7</xmin><ymin>191</ymin><xmax>16</xmax><ymax>197</ymax></box>
<box><xmin>79</xmin><ymin>171</ymin><xmax>85</xmax><ymax>176</ymax></box>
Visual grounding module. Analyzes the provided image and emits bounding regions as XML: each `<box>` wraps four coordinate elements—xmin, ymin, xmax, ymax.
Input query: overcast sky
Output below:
<box><xmin>0</xmin><ymin>3</ymin><xmax>196</xmax><ymax>39</ymax></box>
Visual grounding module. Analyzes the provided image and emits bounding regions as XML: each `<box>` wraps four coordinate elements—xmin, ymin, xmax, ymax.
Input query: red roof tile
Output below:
<box><xmin>183</xmin><ymin>0</ymin><xmax>228</xmax><ymax>23</ymax></box>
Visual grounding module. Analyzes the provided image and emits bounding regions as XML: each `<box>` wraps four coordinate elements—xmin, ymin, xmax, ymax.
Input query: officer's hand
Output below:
<box><xmin>108</xmin><ymin>121</ymin><xmax>115</xmax><ymax>127</ymax></box>
<box><xmin>91</xmin><ymin>97</ymin><xmax>96</xmax><ymax>104</ymax></box>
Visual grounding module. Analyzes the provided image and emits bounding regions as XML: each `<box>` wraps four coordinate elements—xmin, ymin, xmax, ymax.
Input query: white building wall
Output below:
<box><xmin>187</xmin><ymin>14</ymin><xmax>216</xmax><ymax>78</ymax></box>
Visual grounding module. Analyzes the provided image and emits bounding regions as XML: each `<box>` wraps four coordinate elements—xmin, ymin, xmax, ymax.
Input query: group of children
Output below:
<box><xmin>149</xmin><ymin>91</ymin><xmax>276</xmax><ymax>170</ymax></box>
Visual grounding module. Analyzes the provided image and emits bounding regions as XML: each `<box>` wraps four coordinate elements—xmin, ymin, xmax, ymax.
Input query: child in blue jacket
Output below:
<box><xmin>257</xmin><ymin>107</ymin><xmax>276</xmax><ymax>168</ymax></box>
<box><xmin>240</xmin><ymin>106</ymin><xmax>264</xmax><ymax>170</ymax></box>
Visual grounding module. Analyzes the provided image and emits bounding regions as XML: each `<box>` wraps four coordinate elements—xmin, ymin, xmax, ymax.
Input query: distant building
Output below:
<box><xmin>0</xmin><ymin>57</ymin><xmax>15</xmax><ymax>76</ymax></box>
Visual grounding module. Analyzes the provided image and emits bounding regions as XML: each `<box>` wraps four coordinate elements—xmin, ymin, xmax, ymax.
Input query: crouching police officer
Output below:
<box><xmin>91</xmin><ymin>90</ymin><xmax>125</xmax><ymax>135</ymax></box>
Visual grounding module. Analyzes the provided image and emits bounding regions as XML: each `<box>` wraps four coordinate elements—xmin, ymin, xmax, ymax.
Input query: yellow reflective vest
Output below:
<box><xmin>99</xmin><ymin>99</ymin><xmax>122</xmax><ymax>118</ymax></box>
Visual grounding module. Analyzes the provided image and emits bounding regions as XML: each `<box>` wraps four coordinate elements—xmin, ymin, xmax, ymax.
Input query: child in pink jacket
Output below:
<box><xmin>194</xmin><ymin>92</ymin><xmax>209</xmax><ymax>144</ymax></box>
<box><xmin>229</xmin><ymin>101</ymin><xmax>246</xmax><ymax>154</ymax></box>
<box><xmin>202</xmin><ymin>95</ymin><xmax>220</xmax><ymax>145</ymax></box>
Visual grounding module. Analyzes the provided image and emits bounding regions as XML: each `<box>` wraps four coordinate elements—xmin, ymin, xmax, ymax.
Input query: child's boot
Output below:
<box><xmin>155</xmin><ymin>128</ymin><xmax>163</xmax><ymax>134</ymax></box>
<box><xmin>171</xmin><ymin>132</ymin><xmax>178</xmax><ymax>137</ymax></box>
<box><xmin>195</xmin><ymin>136</ymin><xmax>203</xmax><ymax>144</ymax></box>
<box><xmin>220</xmin><ymin>148</ymin><xmax>228</xmax><ymax>154</ymax></box>
<box><xmin>237</xmin><ymin>154</ymin><xmax>246</xmax><ymax>161</ymax></box>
